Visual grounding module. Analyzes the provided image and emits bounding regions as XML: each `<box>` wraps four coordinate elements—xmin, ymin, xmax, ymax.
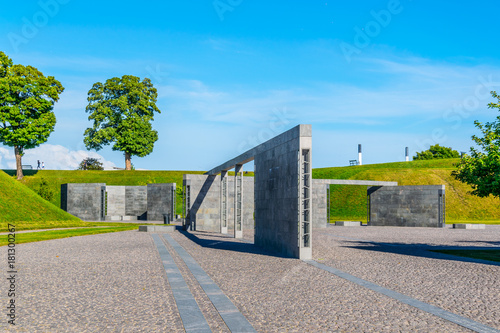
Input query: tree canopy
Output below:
<box><xmin>413</xmin><ymin>144</ymin><xmax>460</xmax><ymax>161</ymax></box>
<box><xmin>0</xmin><ymin>51</ymin><xmax>64</xmax><ymax>179</ymax></box>
<box><xmin>453</xmin><ymin>91</ymin><xmax>500</xmax><ymax>198</ymax></box>
<box><xmin>83</xmin><ymin>75</ymin><xmax>160</xmax><ymax>170</ymax></box>
<box><xmin>77</xmin><ymin>157</ymin><xmax>104</xmax><ymax>170</ymax></box>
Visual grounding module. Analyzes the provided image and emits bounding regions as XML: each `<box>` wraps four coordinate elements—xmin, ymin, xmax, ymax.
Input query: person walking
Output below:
<box><xmin>37</xmin><ymin>160</ymin><xmax>41</xmax><ymax>170</ymax></box>
<box><xmin>42</xmin><ymin>162</ymin><xmax>45</xmax><ymax>169</ymax></box>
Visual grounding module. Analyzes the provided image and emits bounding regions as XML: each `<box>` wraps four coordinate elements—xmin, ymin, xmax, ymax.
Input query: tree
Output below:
<box><xmin>77</xmin><ymin>157</ymin><xmax>104</xmax><ymax>170</ymax></box>
<box><xmin>453</xmin><ymin>91</ymin><xmax>500</xmax><ymax>198</ymax></box>
<box><xmin>0</xmin><ymin>51</ymin><xmax>64</xmax><ymax>179</ymax></box>
<box><xmin>413</xmin><ymin>144</ymin><xmax>460</xmax><ymax>160</ymax></box>
<box><xmin>83</xmin><ymin>75</ymin><xmax>160</xmax><ymax>170</ymax></box>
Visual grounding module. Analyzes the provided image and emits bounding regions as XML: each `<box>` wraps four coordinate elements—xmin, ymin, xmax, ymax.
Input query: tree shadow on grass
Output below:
<box><xmin>341</xmin><ymin>241</ymin><xmax>500</xmax><ymax>267</ymax></box>
<box><xmin>178</xmin><ymin>229</ymin><xmax>292</xmax><ymax>259</ymax></box>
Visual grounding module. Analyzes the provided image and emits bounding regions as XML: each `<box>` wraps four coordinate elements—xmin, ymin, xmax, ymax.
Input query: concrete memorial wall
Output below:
<box><xmin>60</xmin><ymin>183</ymin><xmax>106</xmax><ymax>221</ymax></box>
<box><xmin>147</xmin><ymin>183</ymin><xmax>176</xmax><ymax>222</ymax></box>
<box><xmin>61</xmin><ymin>183</ymin><xmax>175</xmax><ymax>222</ymax></box>
<box><xmin>204</xmin><ymin>124</ymin><xmax>313</xmax><ymax>259</ymax></box>
<box><xmin>183</xmin><ymin>174</ymin><xmax>254</xmax><ymax>232</ymax></box>
<box><xmin>368</xmin><ymin>185</ymin><xmax>446</xmax><ymax>227</ymax></box>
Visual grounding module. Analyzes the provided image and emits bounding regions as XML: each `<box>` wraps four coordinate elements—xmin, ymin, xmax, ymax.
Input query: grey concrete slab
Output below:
<box><xmin>162</xmin><ymin>234</ymin><xmax>256</xmax><ymax>333</ymax></box>
<box><xmin>151</xmin><ymin>234</ymin><xmax>211</xmax><ymax>333</ymax></box>
<box><xmin>61</xmin><ymin>183</ymin><xmax>105</xmax><ymax>221</ymax></box>
<box><xmin>453</xmin><ymin>224</ymin><xmax>486</xmax><ymax>229</ymax></box>
<box><xmin>314</xmin><ymin>179</ymin><xmax>398</xmax><ymax>186</ymax></box>
<box><xmin>335</xmin><ymin>221</ymin><xmax>362</xmax><ymax>226</ymax></box>
<box><xmin>368</xmin><ymin>185</ymin><xmax>446</xmax><ymax>227</ymax></box>
<box><xmin>139</xmin><ymin>225</ymin><xmax>175</xmax><ymax>232</ymax></box>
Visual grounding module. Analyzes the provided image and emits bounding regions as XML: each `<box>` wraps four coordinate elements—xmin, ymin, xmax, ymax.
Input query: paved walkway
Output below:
<box><xmin>0</xmin><ymin>226</ymin><xmax>498</xmax><ymax>332</ymax></box>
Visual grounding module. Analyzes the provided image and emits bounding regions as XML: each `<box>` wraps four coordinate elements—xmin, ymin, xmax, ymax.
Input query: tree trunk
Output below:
<box><xmin>14</xmin><ymin>146</ymin><xmax>23</xmax><ymax>180</ymax></box>
<box><xmin>125</xmin><ymin>151</ymin><xmax>132</xmax><ymax>170</ymax></box>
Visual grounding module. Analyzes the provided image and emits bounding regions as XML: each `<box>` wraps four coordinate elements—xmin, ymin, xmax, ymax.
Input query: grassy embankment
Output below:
<box><xmin>0</xmin><ymin>170</ymin><xmax>143</xmax><ymax>245</ymax></box>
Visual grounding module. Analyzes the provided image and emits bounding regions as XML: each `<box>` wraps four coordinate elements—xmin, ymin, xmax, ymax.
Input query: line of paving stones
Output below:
<box><xmin>171</xmin><ymin>230</ymin><xmax>471</xmax><ymax>332</ymax></box>
<box><xmin>151</xmin><ymin>234</ymin><xmax>211</xmax><ymax>332</ymax></box>
<box><xmin>0</xmin><ymin>231</ymin><xmax>185</xmax><ymax>332</ymax></box>
<box><xmin>162</xmin><ymin>234</ymin><xmax>256</xmax><ymax>333</ymax></box>
<box><xmin>156</xmin><ymin>233</ymin><xmax>231</xmax><ymax>332</ymax></box>
<box><xmin>315</xmin><ymin>225</ymin><xmax>500</xmax><ymax>330</ymax></box>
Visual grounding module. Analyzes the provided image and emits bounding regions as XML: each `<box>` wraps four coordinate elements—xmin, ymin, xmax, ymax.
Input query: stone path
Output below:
<box><xmin>0</xmin><ymin>225</ymin><xmax>499</xmax><ymax>332</ymax></box>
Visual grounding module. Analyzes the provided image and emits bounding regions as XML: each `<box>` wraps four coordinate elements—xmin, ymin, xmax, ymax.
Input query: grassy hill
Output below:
<box><xmin>314</xmin><ymin>158</ymin><xmax>500</xmax><ymax>222</ymax></box>
<box><xmin>0</xmin><ymin>170</ymin><xmax>79</xmax><ymax>222</ymax></box>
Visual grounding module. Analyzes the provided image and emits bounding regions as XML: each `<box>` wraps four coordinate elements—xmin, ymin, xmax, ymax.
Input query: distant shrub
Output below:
<box><xmin>413</xmin><ymin>144</ymin><xmax>459</xmax><ymax>160</ymax></box>
<box><xmin>36</xmin><ymin>178</ymin><xmax>55</xmax><ymax>201</ymax></box>
<box><xmin>78</xmin><ymin>158</ymin><xmax>104</xmax><ymax>170</ymax></box>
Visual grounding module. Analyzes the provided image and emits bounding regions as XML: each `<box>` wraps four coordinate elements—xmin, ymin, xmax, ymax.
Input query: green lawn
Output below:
<box><xmin>1</xmin><ymin>226</ymin><xmax>138</xmax><ymax>247</ymax></box>
<box><xmin>0</xmin><ymin>220</ymin><xmax>160</xmax><ymax>232</ymax></box>
<box><xmin>0</xmin><ymin>170</ymin><xmax>79</xmax><ymax>222</ymax></box>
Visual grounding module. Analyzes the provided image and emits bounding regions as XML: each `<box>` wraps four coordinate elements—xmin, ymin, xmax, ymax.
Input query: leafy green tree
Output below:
<box><xmin>413</xmin><ymin>144</ymin><xmax>460</xmax><ymax>160</ymax></box>
<box><xmin>453</xmin><ymin>91</ymin><xmax>500</xmax><ymax>198</ymax></box>
<box><xmin>0</xmin><ymin>51</ymin><xmax>64</xmax><ymax>179</ymax></box>
<box><xmin>77</xmin><ymin>157</ymin><xmax>104</xmax><ymax>170</ymax></box>
<box><xmin>83</xmin><ymin>75</ymin><xmax>161</xmax><ymax>170</ymax></box>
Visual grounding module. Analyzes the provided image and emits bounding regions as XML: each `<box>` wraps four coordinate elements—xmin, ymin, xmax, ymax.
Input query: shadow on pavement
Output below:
<box><xmin>178</xmin><ymin>229</ymin><xmax>292</xmax><ymax>259</ymax></box>
<box><xmin>342</xmin><ymin>241</ymin><xmax>500</xmax><ymax>267</ymax></box>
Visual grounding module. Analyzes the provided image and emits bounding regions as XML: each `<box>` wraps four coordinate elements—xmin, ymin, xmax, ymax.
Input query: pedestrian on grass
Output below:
<box><xmin>42</xmin><ymin>162</ymin><xmax>45</xmax><ymax>169</ymax></box>
<box><xmin>37</xmin><ymin>160</ymin><xmax>40</xmax><ymax>170</ymax></box>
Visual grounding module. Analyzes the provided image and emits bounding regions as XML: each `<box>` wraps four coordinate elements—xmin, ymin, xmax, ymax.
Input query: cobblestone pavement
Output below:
<box><xmin>1</xmin><ymin>225</ymin><xmax>498</xmax><ymax>332</ymax></box>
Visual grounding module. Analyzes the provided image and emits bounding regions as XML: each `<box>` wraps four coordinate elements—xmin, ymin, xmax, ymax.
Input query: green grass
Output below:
<box><xmin>431</xmin><ymin>250</ymin><xmax>500</xmax><ymax>263</ymax></box>
<box><xmin>0</xmin><ymin>170</ymin><xmax>79</xmax><ymax>222</ymax></box>
<box><xmin>0</xmin><ymin>226</ymin><xmax>138</xmax><ymax>247</ymax></box>
<box><xmin>314</xmin><ymin>158</ymin><xmax>500</xmax><ymax>222</ymax></box>
<box><xmin>0</xmin><ymin>220</ymin><xmax>161</xmax><ymax>232</ymax></box>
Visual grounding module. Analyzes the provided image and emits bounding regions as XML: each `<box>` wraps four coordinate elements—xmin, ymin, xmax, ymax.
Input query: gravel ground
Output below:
<box><xmin>0</xmin><ymin>225</ymin><xmax>498</xmax><ymax>332</ymax></box>
<box><xmin>315</xmin><ymin>225</ymin><xmax>500</xmax><ymax>330</ymax></box>
<box><xmin>0</xmin><ymin>231</ymin><xmax>184</xmax><ymax>332</ymax></box>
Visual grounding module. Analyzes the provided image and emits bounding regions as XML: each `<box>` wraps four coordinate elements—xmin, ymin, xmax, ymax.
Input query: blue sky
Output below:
<box><xmin>1</xmin><ymin>0</ymin><xmax>500</xmax><ymax>170</ymax></box>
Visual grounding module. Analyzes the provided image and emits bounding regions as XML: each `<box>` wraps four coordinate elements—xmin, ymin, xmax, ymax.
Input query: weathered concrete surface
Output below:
<box><xmin>183</xmin><ymin>174</ymin><xmax>254</xmax><ymax>232</ymax></box>
<box><xmin>335</xmin><ymin>221</ymin><xmax>362</xmax><ymax>226</ymax></box>
<box><xmin>453</xmin><ymin>224</ymin><xmax>486</xmax><ymax>229</ymax></box>
<box><xmin>368</xmin><ymin>185</ymin><xmax>446</xmax><ymax>227</ymax></box>
<box><xmin>312</xmin><ymin>179</ymin><xmax>328</xmax><ymax>228</ymax></box>
<box><xmin>126</xmin><ymin>186</ymin><xmax>148</xmax><ymax>219</ymax></box>
<box><xmin>147</xmin><ymin>183</ymin><xmax>176</xmax><ymax>222</ymax></box>
<box><xmin>61</xmin><ymin>183</ymin><xmax>105</xmax><ymax>221</ymax></box>
<box><xmin>254</xmin><ymin>125</ymin><xmax>312</xmax><ymax>259</ymax></box>
<box><xmin>139</xmin><ymin>225</ymin><xmax>176</xmax><ymax>232</ymax></box>
<box><xmin>105</xmin><ymin>186</ymin><xmax>126</xmax><ymax>216</ymax></box>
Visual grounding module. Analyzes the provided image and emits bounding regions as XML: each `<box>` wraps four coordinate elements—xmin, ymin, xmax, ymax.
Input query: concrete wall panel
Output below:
<box><xmin>147</xmin><ymin>183</ymin><xmax>176</xmax><ymax>222</ymax></box>
<box><xmin>368</xmin><ymin>185</ymin><xmax>445</xmax><ymax>227</ymax></box>
<box><xmin>61</xmin><ymin>183</ymin><xmax>105</xmax><ymax>221</ymax></box>
<box><xmin>126</xmin><ymin>186</ymin><xmax>148</xmax><ymax>219</ymax></box>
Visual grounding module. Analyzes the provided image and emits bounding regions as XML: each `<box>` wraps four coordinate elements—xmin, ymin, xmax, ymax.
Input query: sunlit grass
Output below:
<box><xmin>0</xmin><ymin>226</ymin><xmax>138</xmax><ymax>247</ymax></box>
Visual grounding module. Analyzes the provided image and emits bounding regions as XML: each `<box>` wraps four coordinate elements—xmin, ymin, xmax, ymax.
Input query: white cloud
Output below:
<box><xmin>0</xmin><ymin>144</ymin><xmax>116</xmax><ymax>170</ymax></box>
<box><xmin>0</xmin><ymin>147</ymin><xmax>16</xmax><ymax>169</ymax></box>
